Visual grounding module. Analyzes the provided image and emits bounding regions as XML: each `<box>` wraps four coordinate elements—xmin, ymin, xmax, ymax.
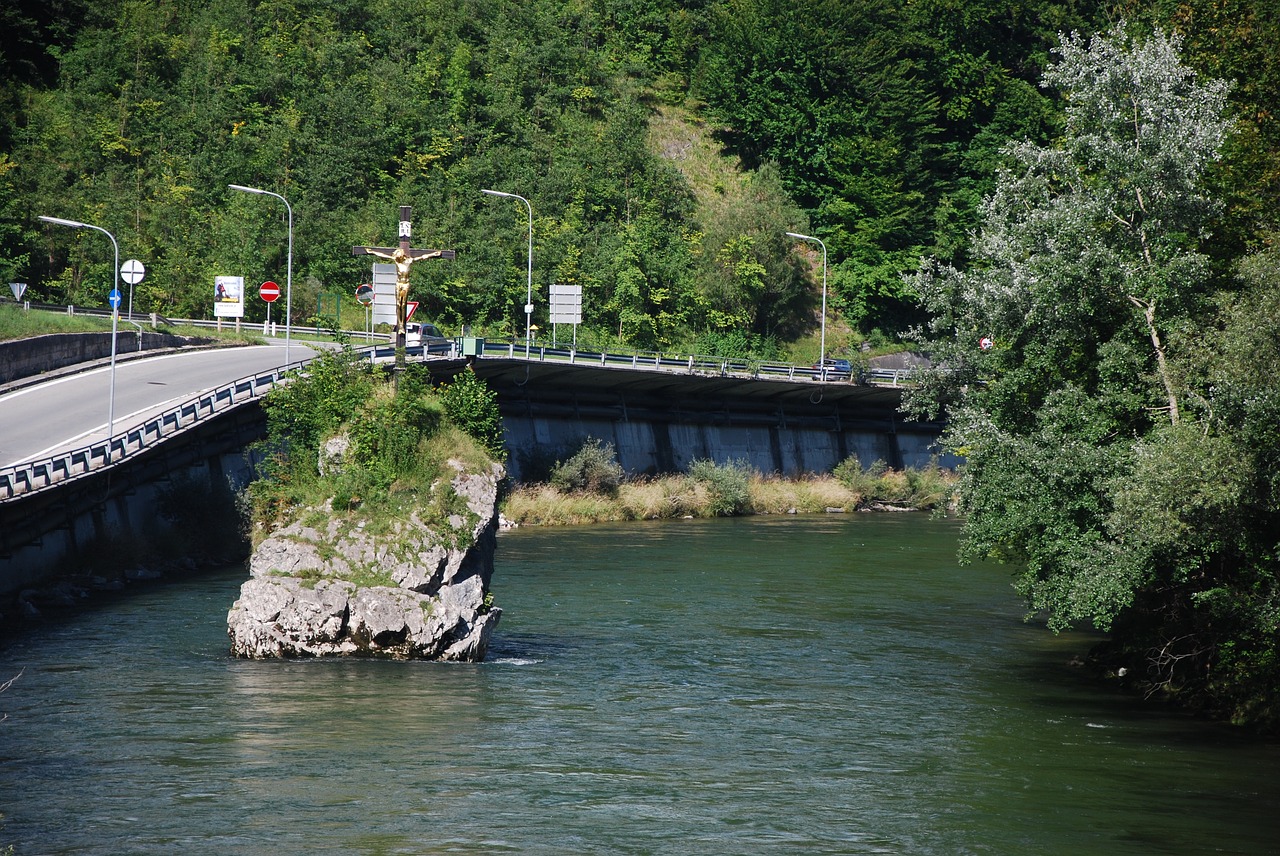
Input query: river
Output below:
<box><xmin>2</xmin><ymin>515</ymin><xmax>1277</xmax><ymax>854</ymax></box>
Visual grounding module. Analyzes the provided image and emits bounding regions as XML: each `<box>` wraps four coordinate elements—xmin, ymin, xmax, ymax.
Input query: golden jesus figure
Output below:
<box><xmin>352</xmin><ymin>206</ymin><xmax>455</xmax><ymax>364</ymax></box>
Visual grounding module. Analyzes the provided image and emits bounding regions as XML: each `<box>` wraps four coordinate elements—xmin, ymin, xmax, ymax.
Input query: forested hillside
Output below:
<box><xmin>4</xmin><ymin>0</ymin><xmax>1273</xmax><ymax>357</ymax></box>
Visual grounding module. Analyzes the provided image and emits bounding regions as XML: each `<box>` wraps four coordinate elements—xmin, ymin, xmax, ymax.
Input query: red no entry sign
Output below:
<box><xmin>259</xmin><ymin>281</ymin><xmax>280</xmax><ymax>303</ymax></box>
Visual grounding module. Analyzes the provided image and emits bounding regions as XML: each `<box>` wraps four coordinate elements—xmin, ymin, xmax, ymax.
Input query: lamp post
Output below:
<box><xmin>39</xmin><ymin>215</ymin><xmax>120</xmax><ymax>441</ymax></box>
<box><xmin>229</xmin><ymin>184</ymin><xmax>293</xmax><ymax>364</ymax></box>
<box><xmin>786</xmin><ymin>231</ymin><xmax>828</xmax><ymax>373</ymax></box>
<box><xmin>481</xmin><ymin>188</ymin><xmax>533</xmax><ymax>358</ymax></box>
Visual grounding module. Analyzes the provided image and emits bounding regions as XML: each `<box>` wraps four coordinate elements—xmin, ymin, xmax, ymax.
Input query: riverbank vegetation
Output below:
<box><xmin>501</xmin><ymin>440</ymin><xmax>957</xmax><ymax>526</ymax></box>
<box><xmin>907</xmin><ymin>26</ymin><xmax>1280</xmax><ymax>731</ymax></box>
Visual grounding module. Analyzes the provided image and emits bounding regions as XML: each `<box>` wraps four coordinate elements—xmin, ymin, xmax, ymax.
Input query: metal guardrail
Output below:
<box><xmin>0</xmin><ymin>358</ymin><xmax>313</xmax><ymax>502</ymax></box>
<box><xmin>473</xmin><ymin>341</ymin><xmax>917</xmax><ymax>386</ymax></box>
<box><xmin>3</xmin><ymin>300</ymin><xmax>389</xmax><ymax>343</ymax></box>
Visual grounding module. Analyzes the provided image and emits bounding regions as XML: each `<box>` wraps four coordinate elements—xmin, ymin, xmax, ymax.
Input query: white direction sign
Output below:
<box><xmin>120</xmin><ymin>259</ymin><xmax>146</xmax><ymax>285</ymax></box>
<box><xmin>549</xmin><ymin>283</ymin><xmax>582</xmax><ymax>324</ymax></box>
<box><xmin>371</xmin><ymin>263</ymin><xmax>399</xmax><ymax>327</ymax></box>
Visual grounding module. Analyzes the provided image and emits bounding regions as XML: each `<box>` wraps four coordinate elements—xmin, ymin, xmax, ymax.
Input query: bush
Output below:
<box><xmin>551</xmin><ymin>438</ymin><xmax>625</xmax><ymax>496</ymax></box>
<box><xmin>688</xmin><ymin>458</ymin><xmax>754</xmax><ymax>516</ymax></box>
<box><xmin>347</xmin><ymin>383</ymin><xmax>444</xmax><ymax>486</ymax></box>
<box><xmin>260</xmin><ymin>345</ymin><xmax>376</xmax><ymax>454</ymax></box>
<box><xmin>833</xmin><ymin>456</ymin><xmax>956</xmax><ymax>509</ymax></box>
<box><xmin>437</xmin><ymin>369</ymin><xmax>505</xmax><ymax>461</ymax></box>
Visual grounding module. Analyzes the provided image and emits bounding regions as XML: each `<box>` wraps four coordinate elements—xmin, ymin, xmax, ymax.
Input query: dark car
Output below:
<box><xmin>813</xmin><ymin>358</ymin><xmax>853</xmax><ymax>380</ymax></box>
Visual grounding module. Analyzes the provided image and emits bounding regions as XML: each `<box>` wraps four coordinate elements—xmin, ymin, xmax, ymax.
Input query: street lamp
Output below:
<box><xmin>786</xmin><ymin>231</ymin><xmax>828</xmax><ymax>373</ymax></box>
<box><xmin>481</xmin><ymin>188</ymin><xmax>533</xmax><ymax>358</ymax></box>
<box><xmin>229</xmin><ymin>184</ymin><xmax>293</xmax><ymax>364</ymax></box>
<box><xmin>39</xmin><ymin>215</ymin><xmax>120</xmax><ymax>441</ymax></box>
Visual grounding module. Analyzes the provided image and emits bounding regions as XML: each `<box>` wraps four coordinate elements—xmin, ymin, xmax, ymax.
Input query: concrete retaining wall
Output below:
<box><xmin>0</xmin><ymin>331</ymin><xmax>201</xmax><ymax>386</ymax></box>
<box><xmin>502</xmin><ymin>413</ymin><xmax>949</xmax><ymax>481</ymax></box>
<box><xmin>0</xmin><ymin>452</ymin><xmax>254</xmax><ymax>598</ymax></box>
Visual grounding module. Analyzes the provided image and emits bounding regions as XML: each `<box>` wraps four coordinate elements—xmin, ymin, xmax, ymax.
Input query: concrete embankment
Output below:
<box><xmin>0</xmin><ymin>330</ymin><xmax>209</xmax><ymax>388</ymax></box>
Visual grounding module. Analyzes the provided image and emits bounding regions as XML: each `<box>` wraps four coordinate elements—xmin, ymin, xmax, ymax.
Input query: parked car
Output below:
<box><xmin>813</xmin><ymin>358</ymin><xmax>853</xmax><ymax>380</ymax></box>
<box><xmin>404</xmin><ymin>321</ymin><xmax>446</xmax><ymax>347</ymax></box>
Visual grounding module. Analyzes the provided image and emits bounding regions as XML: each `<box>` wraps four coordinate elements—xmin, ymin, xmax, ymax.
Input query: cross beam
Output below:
<box><xmin>352</xmin><ymin>206</ymin><xmax>454</xmax><ymax>365</ymax></box>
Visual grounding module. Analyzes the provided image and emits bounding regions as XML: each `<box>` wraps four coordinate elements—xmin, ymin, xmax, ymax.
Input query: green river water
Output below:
<box><xmin>1</xmin><ymin>514</ymin><xmax>1277</xmax><ymax>854</ymax></box>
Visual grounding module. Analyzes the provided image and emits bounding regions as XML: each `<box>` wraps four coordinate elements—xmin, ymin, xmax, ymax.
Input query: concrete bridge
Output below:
<box><xmin>433</xmin><ymin>342</ymin><xmax>946</xmax><ymax>479</ymax></box>
<box><xmin>0</xmin><ymin>335</ymin><xmax>947</xmax><ymax>597</ymax></box>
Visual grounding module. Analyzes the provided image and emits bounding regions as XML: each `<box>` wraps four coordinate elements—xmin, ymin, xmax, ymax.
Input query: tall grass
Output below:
<box><xmin>0</xmin><ymin>303</ymin><xmax>265</xmax><ymax>345</ymax></box>
<box><xmin>502</xmin><ymin>462</ymin><xmax>960</xmax><ymax>527</ymax></box>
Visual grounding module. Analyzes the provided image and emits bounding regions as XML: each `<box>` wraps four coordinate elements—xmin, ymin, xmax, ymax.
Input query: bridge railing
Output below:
<box><xmin>474</xmin><ymin>341</ymin><xmax>917</xmax><ymax>386</ymax></box>
<box><xmin>0</xmin><ymin>359</ymin><xmax>312</xmax><ymax>503</ymax></box>
<box><xmin>11</xmin><ymin>300</ymin><xmax>919</xmax><ymax>387</ymax></box>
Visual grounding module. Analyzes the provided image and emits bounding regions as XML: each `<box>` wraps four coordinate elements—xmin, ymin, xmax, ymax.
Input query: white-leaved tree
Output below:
<box><xmin>902</xmin><ymin>24</ymin><xmax>1280</xmax><ymax>725</ymax></box>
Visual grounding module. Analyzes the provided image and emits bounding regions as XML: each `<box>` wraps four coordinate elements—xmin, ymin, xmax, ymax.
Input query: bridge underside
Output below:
<box><xmin>427</xmin><ymin>358</ymin><xmax>952</xmax><ymax>480</ymax></box>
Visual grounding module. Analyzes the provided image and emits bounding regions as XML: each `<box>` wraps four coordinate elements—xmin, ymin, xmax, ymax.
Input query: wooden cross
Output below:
<box><xmin>352</xmin><ymin>205</ymin><xmax>455</xmax><ymax>356</ymax></box>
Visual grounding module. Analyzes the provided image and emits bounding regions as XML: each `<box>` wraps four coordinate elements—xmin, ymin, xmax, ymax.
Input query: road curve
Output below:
<box><xmin>0</xmin><ymin>343</ymin><xmax>324</xmax><ymax>468</ymax></box>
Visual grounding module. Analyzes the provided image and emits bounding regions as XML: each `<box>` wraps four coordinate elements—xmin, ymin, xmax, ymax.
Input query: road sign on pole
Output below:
<box><xmin>9</xmin><ymin>282</ymin><xmax>26</xmax><ymax>301</ymax></box>
<box><xmin>108</xmin><ymin>289</ymin><xmax>123</xmax><ymax>311</ymax></box>
<box><xmin>259</xmin><ymin>281</ymin><xmax>280</xmax><ymax>336</ymax></box>
<box><xmin>355</xmin><ymin>283</ymin><xmax>374</xmax><ymax>305</ymax></box>
<box><xmin>120</xmin><ymin>259</ymin><xmax>145</xmax><ymax>284</ymax></box>
<box><xmin>370</xmin><ymin>263</ymin><xmax>397</xmax><ymax>327</ymax></box>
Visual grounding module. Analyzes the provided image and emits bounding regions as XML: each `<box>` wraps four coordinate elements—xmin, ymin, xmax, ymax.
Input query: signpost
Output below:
<box><xmin>370</xmin><ymin>263</ymin><xmax>398</xmax><ymax>328</ymax></box>
<box><xmin>260</xmin><ymin>280</ymin><xmax>280</xmax><ymax>335</ymax></box>
<box><xmin>9</xmin><ymin>282</ymin><xmax>26</xmax><ymax>302</ymax></box>
<box><xmin>213</xmin><ymin>275</ymin><xmax>245</xmax><ymax>323</ymax></box>
<box><xmin>550</xmin><ymin>283</ymin><xmax>583</xmax><ymax>347</ymax></box>
<box><xmin>356</xmin><ymin>283</ymin><xmax>374</xmax><ymax>340</ymax></box>
<box><xmin>120</xmin><ymin>259</ymin><xmax>144</xmax><ymax>319</ymax></box>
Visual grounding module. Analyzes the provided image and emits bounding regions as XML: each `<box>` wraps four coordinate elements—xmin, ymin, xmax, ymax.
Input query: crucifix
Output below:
<box><xmin>353</xmin><ymin>205</ymin><xmax>455</xmax><ymax>365</ymax></box>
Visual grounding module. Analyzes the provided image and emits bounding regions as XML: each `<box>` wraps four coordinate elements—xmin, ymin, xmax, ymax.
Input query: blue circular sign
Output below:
<box><xmin>108</xmin><ymin>289</ymin><xmax>123</xmax><ymax>309</ymax></box>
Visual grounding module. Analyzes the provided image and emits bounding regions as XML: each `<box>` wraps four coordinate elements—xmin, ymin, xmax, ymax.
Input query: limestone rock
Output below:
<box><xmin>228</xmin><ymin>462</ymin><xmax>504</xmax><ymax>660</ymax></box>
<box><xmin>318</xmin><ymin>434</ymin><xmax>350</xmax><ymax>476</ymax></box>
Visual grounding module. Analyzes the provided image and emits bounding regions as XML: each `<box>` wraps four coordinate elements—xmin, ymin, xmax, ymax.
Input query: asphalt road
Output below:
<box><xmin>0</xmin><ymin>342</ymin><xmax>324</xmax><ymax>468</ymax></box>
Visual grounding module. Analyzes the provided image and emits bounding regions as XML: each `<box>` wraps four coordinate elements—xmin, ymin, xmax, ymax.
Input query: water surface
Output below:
<box><xmin>2</xmin><ymin>515</ymin><xmax>1277</xmax><ymax>854</ymax></box>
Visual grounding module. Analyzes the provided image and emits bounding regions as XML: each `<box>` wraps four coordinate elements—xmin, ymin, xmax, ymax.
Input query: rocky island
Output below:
<box><xmin>227</xmin><ymin>460</ymin><xmax>502</xmax><ymax>659</ymax></box>
<box><xmin>226</xmin><ymin>350</ymin><xmax>507</xmax><ymax>661</ymax></box>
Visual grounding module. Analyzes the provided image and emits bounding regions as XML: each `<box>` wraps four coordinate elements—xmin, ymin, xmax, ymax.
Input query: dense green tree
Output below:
<box><xmin>695</xmin><ymin>0</ymin><xmax>1108</xmax><ymax>335</ymax></box>
<box><xmin>906</xmin><ymin>25</ymin><xmax>1280</xmax><ymax>727</ymax></box>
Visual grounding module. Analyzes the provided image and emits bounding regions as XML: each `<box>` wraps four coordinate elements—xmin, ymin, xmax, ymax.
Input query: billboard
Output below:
<box><xmin>213</xmin><ymin>275</ymin><xmax>245</xmax><ymax>318</ymax></box>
